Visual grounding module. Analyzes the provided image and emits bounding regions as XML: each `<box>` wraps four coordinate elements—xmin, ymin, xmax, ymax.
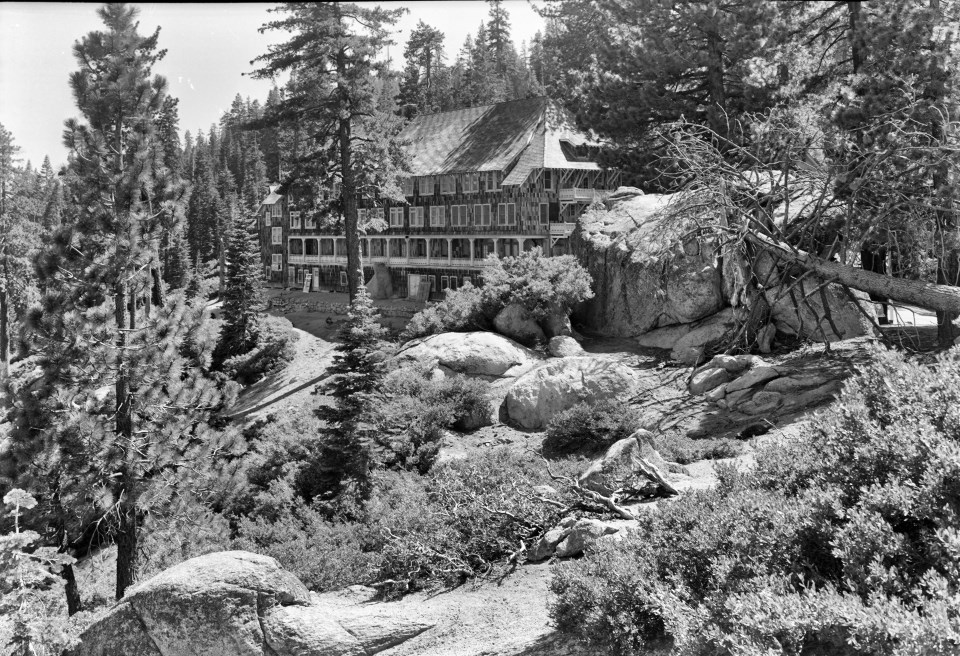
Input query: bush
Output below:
<box><xmin>550</xmin><ymin>346</ymin><xmax>960</xmax><ymax>655</ymax></box>
<box><xmin>235</xmin><ymin>449</ymin><xmax>582</xmax><ymax>598</ymax></box>
<box><xmin>220</xmin><ymin>315</ymin><xmax>298</xmax><ymax>385</ymax></box>
<box><xmin>651</xmin><ymin>433</ymin><xmax>746</xmax><ymax>464</ymax></box>
<box><xmin>543</xmin><ymin>400</ymin><xmax>640</xmax><ymax>455</ymax></box>
<box><xmin>403</xmin><ymin>248</ymin><xmax>593</xmax><ymax>340</ymax></box>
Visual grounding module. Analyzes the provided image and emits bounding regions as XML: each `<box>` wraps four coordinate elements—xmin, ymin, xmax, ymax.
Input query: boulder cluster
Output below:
<box><xmin>395</xmin><ymin>331</ymin><xmax>642</xmax><ymax>430</ymax></box>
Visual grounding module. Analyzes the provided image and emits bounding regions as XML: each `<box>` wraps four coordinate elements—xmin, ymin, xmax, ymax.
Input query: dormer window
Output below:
<box><xmin>462</xmin><ymin>173</ymin><xmax>479</xmax><ymax>194</ymax></box>
<box><xmin>420</xmin><ymin>176</ymin><xmax>436</xmax><ymax>196</ymax></box>
<box><xmin>483</xmin><ymin>171</ymin><xmax>499</xmax><ymax>193</ymax></box>
<box><xmin>440</xmin><ymin>175</ymin><xmax>457</xmax><ymax>195</ymax></box>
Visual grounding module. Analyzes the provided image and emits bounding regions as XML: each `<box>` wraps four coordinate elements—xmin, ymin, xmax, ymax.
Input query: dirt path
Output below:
<box><xmin>226</xmin><ymin>328</ymin><xmax>336</xmax><ymax>421</ymax></box>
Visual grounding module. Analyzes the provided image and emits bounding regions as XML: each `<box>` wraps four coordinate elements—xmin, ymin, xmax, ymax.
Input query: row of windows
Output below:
<box><xmin>359</xmin><ymin>203</ymin><xmax>545</xmax><ymax>228</ymax></box>
<box><xmin>401</xmin><ymin>171</ymin><xmax>500</xmax><ymax>197</ymax></box>
<box><xmin>278</xmin><ymin>266</ymin><xmax>474</xmax><ymax>295</ymax></box>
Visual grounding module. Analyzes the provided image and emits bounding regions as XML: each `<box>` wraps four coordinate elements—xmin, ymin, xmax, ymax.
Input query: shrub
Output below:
<box><xmin>403</xmin><ymin>248</ymin><xmax>594</xmax><ymax>340</ymax></box>
<box><xmin>235</xmin><ymin>450</ymin><xmax>581</xmax><ymax>598</ymax></box>
<box><xmin>651</xmin><ymin>433</ymin><xmax>746</xmax><ymax>464</ymax></box>
<box><xmin>550</xmin><ymin>345</ymin><xmax>960</xmax><ymax>655</ymax></box>
<box><xmin>543</xmin><ymin>400</ymin><xmax>640</xmax><ymax>455</ymax></box>
<box><xmin>220</xmin><ymin>315</ymin><xmax>298</xmax><ymax>385</ymax></box>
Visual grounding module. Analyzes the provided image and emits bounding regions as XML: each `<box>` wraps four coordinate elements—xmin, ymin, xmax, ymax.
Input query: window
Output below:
<box><xmin>420</xmin><ymin>176</ymin><xmax>435</xmax><ymax>196</ymax></box>
<box><xmin>304</xmin><ymin>212</ymin><xmax>316</xmax><ymax>229</ymax></box>
<box><xmin>440</xmin><ymin>276</ymin><xmax>449</xmax><ymax>291</ymax></box>
<box><xmin>339</xmin><ymin>271</ymin><xmax>348</xmax><ymax>287</ymax></box>
<box><xmin>389</xmin><ymin>207</ymin><xmax>404</xmax><ymax>227</ymax></box>
<box><xmin>484</xmin><ymin>171</ymin><xmax>499</xmax><ymax>193</ymax></box>
<box><xmin>429</xmin><ymin>275</ymin><xmax>437</xmax><ymax>292</ymax></box>
<box><xmin>539</xmin><ymin>202</ymin><xmax>550</xmax><ymax>224</ymax></box>
<box><xmin>287</xmin><ymin>266</ymin><xmax>295</xmax><ymax>284</ymax></box>
<box><xmin>289</xmin><ymin>238</ymin><xmax>303</xmax><ymax>255</ymax></box>
<box><xmin>462</xmin><ymin>173</ymin><xmax>479</xmax><ymax>194</ymax></box>
<box><xmin>358</xmin><ymin>208</ymin><xmax>368</xmax><ymax>223</ymax></box>
<box><xmin>289</xmin><ymin>211</ymin><xmax>301</xmax><ymax>229</ymax></box>
<box><xmin>430</xmin><ymin>206</ymin><xmax>446</xmax><ymax>227</ymax></box>
<box><xmin>370</xmin><ymin>207</ymin><xmax>384</xmax><ymax>223</ymax></box>
<box><xmin>473</xmin><ymin>203</ymin><xmax>491</xmax><ymax>227</ymax></box>
<box><xmin>498</xmin><ymin>203</ymin><xmax>516</xmax><ymax>226</ymax></box>
<box><xmin>440</xmin><ymin>175</ymin><xmax>457</xmax><ymax>195</ymax></box>
<box><xmin>543</xmin><ymin>170</ymin><xmax>553</xmax><ymax>190</ymax></box>
<box><xmin>272</xmin><ymin>227</ymin><xmax>282</xmax><ymax>244</ymax></box>
<box><xmin>271</xmin><ymin>203</ymin><xmax>282</xmax><ymax>218</ymax></box>
<box><xmin>272</xmin><ymin>254</ymin><xmax>282</xmax><ymax>271</ymax></box>
<box><xmin>449</xmin><ymin>277</ymin><xmax>458</xmax><ymax>291</ymax></box>
<box><xmin>264</xmin><ymin>210</ymin><xmax>271</xmax><ymax>227</ymax></box>
<box><xmin>402</xmin><ymin>177</ymin><xmax>415</xmax><ymax>196</ymax></box>
<box><xmin>450</xmin><ymin>205</ymin><xmax>469</xmax><ymax>227</ymax></box>
<box><xmin>409</xmin><ymin>206</ymin><xmax>425</xmax><ymax>227</ymax></box>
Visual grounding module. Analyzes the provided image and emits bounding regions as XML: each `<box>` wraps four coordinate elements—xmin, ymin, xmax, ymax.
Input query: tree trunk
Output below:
<box><xmin>748</xmin><ymin>233</ymin><xmax>960</xmax><ymax>314</ymax></box>
<box><xmin>848</xmin><ymin>1</ymin><xmax>864</xmax><ymax>74</ymax></box>
<box><xmin>62</xmin><ymin>563</ymin><xmax>83</xmax><ymax>615</ymax></box>
<box><xmin>0</xmin><ymin>263</ymin><xmax>8</xmax><ymax>405</ymax></box>
<box><xmin>336</xmin><ymin>32</ymin><xmax>363</xmax><ymax>303</ymax></box>
<box><xmin>704</xmin><ymin>18</ymin><xmax>727</xmax><ymax>138</ymax></box>
<box><xmin>929</xmin><ymin>0</ymin><xmax>958</xmax><ymax>347</ymax></box>
<box><xmin>340</xmin><ymin>116</ymin><xmax>362</xmax><ymax>302</ymax></box>
<box><xmin>114</xmin><ymin>280</ymin><xmax>138</xmax><ymax>599</ymax></box>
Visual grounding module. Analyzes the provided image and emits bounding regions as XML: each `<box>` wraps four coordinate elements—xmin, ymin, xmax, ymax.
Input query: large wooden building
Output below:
<box><xmin>258</xmin><ymin>97</ymin><xmax>620</xmax><ymax>300</ymax></box>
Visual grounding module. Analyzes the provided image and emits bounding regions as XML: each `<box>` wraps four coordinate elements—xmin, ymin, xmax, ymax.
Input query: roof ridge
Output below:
<box><xmin>411</xmin><ymin>96</ymin><xmax>551</xmax><ymax>120</ymax></box>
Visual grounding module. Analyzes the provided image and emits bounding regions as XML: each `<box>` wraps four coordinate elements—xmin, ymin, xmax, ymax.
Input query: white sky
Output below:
<box><xmin>0</xmin><ymin>1</ymin><xmax>545</xmax><ymax>168</ymax></box>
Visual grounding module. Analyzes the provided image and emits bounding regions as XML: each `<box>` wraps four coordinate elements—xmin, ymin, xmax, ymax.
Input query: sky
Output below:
<box><xmin>0</xmin><ymin>1</ymin><xmax>545</xmax><ymax>168</ymax></box>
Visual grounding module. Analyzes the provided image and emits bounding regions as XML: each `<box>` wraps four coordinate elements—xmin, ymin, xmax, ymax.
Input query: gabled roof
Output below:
<box><xmin>398</xmin><ymin>97</ymin><xmax>603</xmax><ymax>186</ymax></box>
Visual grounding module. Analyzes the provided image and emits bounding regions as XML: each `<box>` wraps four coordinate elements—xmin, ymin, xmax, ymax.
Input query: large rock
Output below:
<box><xmin>71</xmin><ymin>551</ymin><xmax>432</xmax><ymax>656</ymax></box>
<box><xmin>571</xmin><ymin>189</ymin><xmax>725</xmax><ymax>337</ymax></box>
<box><xmin>554</xmin><ymin>519</ymin><xmax>620</xmax><ymax>558</ymax></box>
<box><xmin>578</xmin><ymin>430</ymin><xmax>671</xmax><ymax>497</ymax></box>
<box><xmin>764</xmin><ymin>279</ymin><xmax>869</xmax><ymax>342</ymax></box>
<box><xmin>504</xmin><ymin>357</ymin><xmax>640</xmax><ymax>429</ymax></box>
<box><xmin>395</xmin><ymin>331</ymin><xmax>539</xmax><ymax>378</ymax></box>
<box><xmin>670</xmin><ymin>307</ymin><xmax>747</xmax><ymax>365</ymax></box>
<box><xmin>494</xmin><ymin>304</ymin><xmax>546</xmax><ymax>345</ymax></box>
<box><xmin>548</xmin><ymin>336</ymin><xmax>584</xmax><ymax>358</ymax></box>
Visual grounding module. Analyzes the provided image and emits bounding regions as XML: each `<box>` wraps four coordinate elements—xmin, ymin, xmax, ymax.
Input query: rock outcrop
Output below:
<box><xmin>572</xmin><ymin>186</ymin><xmax>870</xmax><ymax>356</ymax></box>
<box><xmin>71</xmin><ymin>551</ymin><xmax>432</xmax><ymax>656</ymax></box>
<box><xmin>688</xmin><ymin>354</ymin><xmax>843</xmax><ymax>415</ymax></box>
<box><xmin>571</xmin><ymin>188</ymin><xmax>725</xmax><ymax>337</ymax></box>
<box><xmin>504</xmin><ymin>357</ymin><xmax>640</xmax><ymax>429</ymax></box>
<box><xmin>395</xmin><ymin>331</ymin><xmax>540</xmax><ymax>378</ymax></box>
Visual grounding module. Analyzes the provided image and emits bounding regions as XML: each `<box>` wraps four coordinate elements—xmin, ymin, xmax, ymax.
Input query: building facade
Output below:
<box><xmin>258</xmin><ymin>97</ymin><xmax>620</xmax><ymax>300</ymax></box>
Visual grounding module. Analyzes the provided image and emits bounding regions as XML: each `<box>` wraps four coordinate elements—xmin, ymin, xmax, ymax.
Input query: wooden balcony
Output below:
<box><xmin>549</xmin><ymin>223</ymin><xmax>578</xmax><ymax>239</ymax></box>
<box><xmin>289</xmin><ymin>253</ymin><xmax>492</xmax><ymax>269</ymax></box>
<box><xmin>558</xmin><ymin>187</ymin><xmax>609</xmax><ymax>203</ymax></box>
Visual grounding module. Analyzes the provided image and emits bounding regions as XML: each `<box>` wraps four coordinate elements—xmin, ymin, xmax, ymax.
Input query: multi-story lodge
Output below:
<box><xmin>258</xmin><ymin>97</ymin><xmax>621</xmax><ymax>300</ymax></box>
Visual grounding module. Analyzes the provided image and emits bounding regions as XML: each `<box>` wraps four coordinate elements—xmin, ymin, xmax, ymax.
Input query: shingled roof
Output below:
<box><xmin>398</xmin><ymin>97</ymin><xmax>602</xmax><ymax>186</ymax></box>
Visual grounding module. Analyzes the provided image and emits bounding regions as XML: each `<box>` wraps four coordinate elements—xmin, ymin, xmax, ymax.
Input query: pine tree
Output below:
<box><xmin>252</xmin><ymin>2</ymin><xmax>408</xmax><ymax>301</ymax></box>
<box><xmin>399</xmin><ymin>21</ymin><xmax>447</xmax><ymax>113</ymax></box>
<box><xmin>312</xmin><ymin>288</ymin><xmax>388</xmax><ymax>505</ymax></box>
<box><xmin>486</xmin><ymin>0</ymin><xmax>512</xmax><ymax>76</ymax></box>
<box><xmin>0</xmin><ymin>122</ymin><xmax>17</xmax><ymax>396</ymax></box>
<box><xmin>213</xmin><ymin>212</ymin><xmax>264</xmax><ymax>368</ymax></box>
<box><xmin>10</xmin><ymin>4</ymin><xmax>231</xmax><ymax>602</ymax></box>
